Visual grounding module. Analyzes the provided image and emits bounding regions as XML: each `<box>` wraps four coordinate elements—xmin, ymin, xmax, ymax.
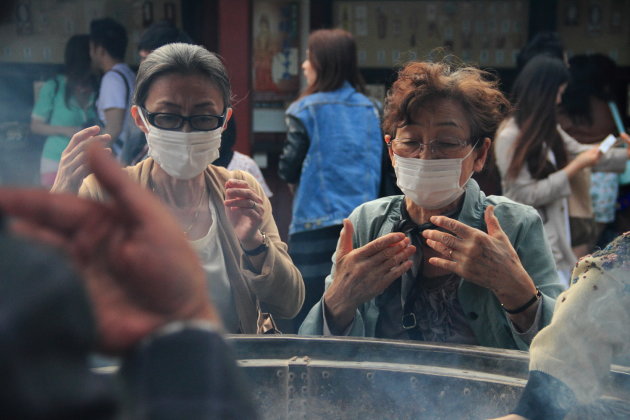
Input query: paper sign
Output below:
<box><xmin>599</xmin><ymin>134</ymin><xmax>617</xmax><ymax>154</ymax></box>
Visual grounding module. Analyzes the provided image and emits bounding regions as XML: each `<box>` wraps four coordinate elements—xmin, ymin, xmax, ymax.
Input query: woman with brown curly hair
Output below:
<box><xmin>300</xmin><ymin>60</ymin><xmax>564</xmax><ymax>350</ymax></box>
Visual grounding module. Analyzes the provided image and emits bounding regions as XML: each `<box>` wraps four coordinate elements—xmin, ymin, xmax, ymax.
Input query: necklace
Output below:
<box><xmin>150</xmin><ymin>179</ymin><xmax>206</xmax><ymax>236</ymax></box>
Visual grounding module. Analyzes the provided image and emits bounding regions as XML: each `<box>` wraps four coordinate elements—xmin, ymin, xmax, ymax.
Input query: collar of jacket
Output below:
<box><xmin>377</xmin><ymin>179</ymin><xmax>486</xmax><ymax>238</ymax></box>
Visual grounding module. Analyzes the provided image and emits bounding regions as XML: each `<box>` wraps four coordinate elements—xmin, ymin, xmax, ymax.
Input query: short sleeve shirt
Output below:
<box><xmin>96</xmin><ymin>63</ymin><xmax>135</xmax><ymax>144</ymax></box>
<box><xmin>32</xmin><ymin>75</ymin><xmax>96</xmax><ymax>162</ymax></box>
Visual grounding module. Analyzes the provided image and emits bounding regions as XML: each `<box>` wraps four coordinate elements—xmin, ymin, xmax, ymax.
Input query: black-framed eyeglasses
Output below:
<box><xmin>141</xmin><ymin>107</ymin><xmax>226</xmax><ymax>131</ymax></box>
<box><xmin>388</xmin><ymin>137</ymin><xmax>477</xmax><ymax>159</ymax></box>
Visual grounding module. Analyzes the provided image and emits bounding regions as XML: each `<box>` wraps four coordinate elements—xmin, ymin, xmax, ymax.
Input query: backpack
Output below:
<box><xmin>110</xmin><ymin>69</ymin><xmax>146</xmax><ymax>165</ymax></box>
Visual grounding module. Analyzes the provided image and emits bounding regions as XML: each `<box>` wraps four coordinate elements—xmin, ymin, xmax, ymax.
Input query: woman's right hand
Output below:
<box><xmin>563</xmin><ymin>147</ymin><xmax>601</xmax><ymax>178</ymax></box>
<box><xmin>575</xmin><ymin>147</ymin><xmax>602</xmax><ymax>168</ymax></box>
<box><xmin>50</xmin><ymin>126</ymin><xmax>111</xmax><ymax>194</ymax></box>
<box><xmin>323</xmin><ymin>219</ymin><xmax>415</xmax><ymax>332</ymax></box>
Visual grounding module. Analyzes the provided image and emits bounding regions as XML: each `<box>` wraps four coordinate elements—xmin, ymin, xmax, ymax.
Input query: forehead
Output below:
<box><xmin>397</xmin><ymin>98</ymin><xmax>470</xmax><ymax>136</ymax></box>
<box><xmin>145</xmin><ymin>73</ymin><xmax>225</xmax><ymax>111</ymax></box>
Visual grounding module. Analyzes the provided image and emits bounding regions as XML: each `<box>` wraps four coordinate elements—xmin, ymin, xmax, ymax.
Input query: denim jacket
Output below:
<box><xmin>299</xmin><ymin>180</ymin><xmax>565</xmax><ymax>350</ymax></box>
<box><xmin>283</xmin><ymin>82</ymin><xmax>382</xmax><ymax>235</ymax></box>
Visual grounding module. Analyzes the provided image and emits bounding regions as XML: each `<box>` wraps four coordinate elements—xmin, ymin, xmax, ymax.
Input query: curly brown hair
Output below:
<box><xmin>383</xmin><ymin>61</ymin><xmax>511</xmax><ymax>147</ymax></box>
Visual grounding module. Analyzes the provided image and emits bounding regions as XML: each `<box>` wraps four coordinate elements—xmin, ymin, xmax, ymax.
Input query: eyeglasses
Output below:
<box><xmin>141</xmin><ymin>107</ymin><xmax>225</xmax><ymax>131</ymax></box>
<box><xmin>388</xmin><ymin>137</ymin><xmax>476</xmax><ymax>159</ymax></box>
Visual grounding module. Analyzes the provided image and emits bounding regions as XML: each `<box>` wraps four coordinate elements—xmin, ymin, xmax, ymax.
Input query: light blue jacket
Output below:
<box><xmin>299</xmin><ymin>180</ymin><xmax>565</xmax><ymax>350</ymax></box>
<box><xmin>285</xmin><ymin>82</ymin><xmax>382</xmax><ymax>234</ymax></box>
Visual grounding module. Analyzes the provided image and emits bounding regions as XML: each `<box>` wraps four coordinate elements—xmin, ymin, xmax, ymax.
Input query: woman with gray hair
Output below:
<box><xmin>74</xmin><ymin>43</ymin><xmax>304</xmax><ymax>333</ymax></box>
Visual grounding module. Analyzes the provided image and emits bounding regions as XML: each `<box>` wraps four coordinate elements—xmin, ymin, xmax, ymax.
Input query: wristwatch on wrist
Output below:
<box><xmin>242</xmin><ymin>231</ymin><xmax>269</xmax><ymax>256</ymax></box>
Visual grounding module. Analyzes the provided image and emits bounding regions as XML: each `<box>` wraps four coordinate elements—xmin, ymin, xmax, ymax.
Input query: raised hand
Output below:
<box><xmin>573</xmin><ymin>147</ymin><xmax>602</xmax><ymax>170</ymax></box>
<box><xmin>224</xmin><ymin>178</ymin><xmax>265</xmax><ymax>250</ymax></box>
<box><xmin>323</xmin><ymin>218</ymin><xmax>415</xmax><ymax>332</ymax></box>
<box><xmin>50</xmin><ymin>125</ymin><xmax>111</xmax><ymax>194</ymax></box>
<box><xmin>422</xmin><ymin>206</ymin><xmax>537</xmax><ymax>309</ymax></box>
<box><xmin>0</xmin><ymin>145</ymin><xmax>217</xmax><ymax>354</ymax></box>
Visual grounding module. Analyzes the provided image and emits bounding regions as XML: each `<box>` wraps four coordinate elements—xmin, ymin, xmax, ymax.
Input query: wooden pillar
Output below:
<box><xmin>218</xmin><ymin>0</ymin><xmax>252</xmax><ymax>155</ymax></box>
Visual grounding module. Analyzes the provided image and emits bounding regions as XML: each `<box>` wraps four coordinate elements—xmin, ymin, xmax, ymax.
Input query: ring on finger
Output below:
<box><xmin>249</xmin><ymin>199</ymin><xmax>256</xmax><ymax>209</ymax></box>
<box><xmin>449</xmin><ymin>248</ymin><xmax>453</xmax><ymax>258</ymax></box>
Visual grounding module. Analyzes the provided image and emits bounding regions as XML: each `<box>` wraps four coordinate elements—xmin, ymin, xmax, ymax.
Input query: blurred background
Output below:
<box><xmin>0</xmin><ymin>0</ymin><xmax>628</xmax><ymax>241</ymax></box>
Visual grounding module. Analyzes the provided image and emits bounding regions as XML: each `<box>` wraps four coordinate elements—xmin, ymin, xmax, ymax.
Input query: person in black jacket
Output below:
<box><xmin>0</xmin><ymin>145</ymin><xmax>257</xmax><ymax>419</ymax></box>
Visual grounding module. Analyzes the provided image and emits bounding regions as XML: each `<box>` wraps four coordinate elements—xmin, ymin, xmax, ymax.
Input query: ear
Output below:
<box><xmin>385</xmin><ymin>134</ymin><xmax>395</xmax><ymax>166</ymax></box>
<box><xmin>221</xmin><ymin>107</ymin><xmax>233</xmax><ymax>132</ymax></box>
<box><xmin>131</xmin><ymin>106</ymin><xmax>148</xmax><ymax>134</ymax></box>
<box><xmin>473</xmin><ymin>137</ymin><xmax>491</xmax><ymax>172</ymax></box>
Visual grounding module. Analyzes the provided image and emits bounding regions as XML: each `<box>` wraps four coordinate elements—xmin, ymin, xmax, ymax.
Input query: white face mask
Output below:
<box><xmin>393</xmin><ymin>148</ymin><xmax>476</xmax><ymax>209</ymax></box>
<box><xmin>139</xmin><ymin>111</ymin><xmax>223</xmax><ymax>180</ymax></box>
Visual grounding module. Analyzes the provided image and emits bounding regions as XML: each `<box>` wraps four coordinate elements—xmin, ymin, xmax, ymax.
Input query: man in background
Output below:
<box><xmin>89</xmin><ymin>18</ymin><xmax>136</xmax><ymax>160</ymax></box>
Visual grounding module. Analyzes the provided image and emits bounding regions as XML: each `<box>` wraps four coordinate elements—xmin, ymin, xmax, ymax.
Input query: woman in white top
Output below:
<box><xmin>494</xmin><ymin>56</ymin><xmax>629</xmax><ymax>284</ymax></box>
<box><xmin>79</xmin><ymin>43</ymin><xmax>303</xmax><ymax>333</ymax></box>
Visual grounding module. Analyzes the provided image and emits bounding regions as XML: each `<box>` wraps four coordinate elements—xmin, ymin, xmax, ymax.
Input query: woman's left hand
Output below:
<box><xmin>422</xmin><ymin>205</ymin><xmax>537</xmax><ymax>303</ymax></box>
<box><xmin>224</xmin><ymin>179</ymin><xmax>265</xmax><ymax>250</ymax></box>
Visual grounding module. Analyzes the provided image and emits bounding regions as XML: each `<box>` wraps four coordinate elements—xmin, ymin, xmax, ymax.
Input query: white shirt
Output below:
<box><xmin>96</xmin><ymin>63</ymin><xmax>135</xmax><ymax>153</ymax></box>
<box><xmin>189</xmin><ymin>199</ymin><xmax>240</xmax><ymax>333</ymax></box>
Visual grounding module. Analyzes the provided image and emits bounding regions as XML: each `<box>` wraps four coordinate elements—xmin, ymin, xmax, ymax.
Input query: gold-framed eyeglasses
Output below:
<box><xmin>388</xmin><ymin>137</ymin><xmax>476</xmax><ymax>159</ymax></box>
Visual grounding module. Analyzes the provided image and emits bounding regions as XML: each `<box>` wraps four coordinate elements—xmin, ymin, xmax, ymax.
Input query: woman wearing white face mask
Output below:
<box><xmin>300</xmin><ymin>61</ymin><xmax>564</xmax><ymax>350</ymax></box>
<box><xmin>79</xmin><ymin>43</ymin><xmax>304</xmax><ymax>334</ymax></box>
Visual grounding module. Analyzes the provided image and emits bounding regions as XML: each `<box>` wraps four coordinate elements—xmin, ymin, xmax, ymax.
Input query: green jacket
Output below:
<box><xmin>299</xmin><ymin>180</ymin><xmax>564</xmax><ymax>350</ymax></box>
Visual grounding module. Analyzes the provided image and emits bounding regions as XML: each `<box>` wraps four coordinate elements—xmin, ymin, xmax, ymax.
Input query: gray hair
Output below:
<box><xmin>133</xmin><ymin>43</ymin><xmax>231</xmax><ymax>110</ymax></box>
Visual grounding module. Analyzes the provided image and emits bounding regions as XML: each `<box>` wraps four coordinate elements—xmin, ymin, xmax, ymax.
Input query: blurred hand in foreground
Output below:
<box><xmin>0</xmin><ymin>145</ymin><xmax>218</xmax><ymax>354</ymax></box>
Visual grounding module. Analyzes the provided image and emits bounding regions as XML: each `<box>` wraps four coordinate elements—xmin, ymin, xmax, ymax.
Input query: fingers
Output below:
<box><xmin>226</xmin><ymin>204</ymin><xmax>263</xmax><ymax>220</ymax></box>
<box><xmin>424</xmin><ymin>238</ymin><xmax>454</xmax><ymax>260</ymax></box>
<box><xmin>224</xmin><ymin>194</ymin><xmax>264</xmax><ymax>208</ymax></box>
<box><xmin>59</xmin><ymin>133</ymin><xmax>111</xmax><ymax>176</ymax></box>
<box><xmin>380</xmin><ymin>243</ymin><xmax>416</xmax><ymax>270</ymax></box>
<box><xmin>71</xmin><ymin>208</ymin><xmax>115</xmax><ymax>264</ymax></box>
<box><xmin>422</xmin><ymin>228</ymin><xmax>462</xmax><ymax>252</ymax></box>
<box><xmin>379</xmin><ymin>259</ymin><xmax>414</xmax><ymax>290</ymax></box>
<box><xmin>10</xmin><ymin>219</ymin><xmax>69</xmax><ymax>250</ymax></box>
<box><xmin>0</xmin><ymin>188</ymin><xmax>96</xmax><ymax>234</ymax></box>
<box><xmin>484</xmin><ymin>205</ymin><xmax>505</xmax><ymax>238</ymax></box>
<box><xmin>85</xmin><ymin>145</ymin><xmax>165</xmax><ymax>225</ymax></box>
<box><xmin>426</xmin><ymin>256</ymin><xmax>459</xmax><ymax>275</ymax></box>
<box><xmin>377</xmin><ymin>236</ymin><xmax>411</xmax><ymax>260</ymax></box>
<box><xmin>225</xmin><ymin>178</ymin><xmax>250</xmax><ymax>189</ymax></box>
<box><xmin>357</xmin><ymin>231</ymin><xmax>407</xmax><ymax>258</ymax></box>
<box><xmin>224</xmin><ymin>187</ymin><xmax>264</xmax><ymax>204</ymax></box>
<box><xmin>428</xmin><ymin>215</ymin><xmax>472</xmax><ymax>240</ymax></box>
<box><xmin>336</xmin><ymin>218</ymin><xmax>355</xmax><ymax>259</ymax></box>
<box><xmin>64</xmin><ymin>126</ymin><xmax>103</xmax><ymax>153</ymax></box>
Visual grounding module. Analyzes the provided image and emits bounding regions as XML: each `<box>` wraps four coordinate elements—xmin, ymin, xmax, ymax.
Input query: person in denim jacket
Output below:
<box><xmin>279</xmin><ymin>29</ymin><xmax>382</xmax><ymax>330</ymax></box>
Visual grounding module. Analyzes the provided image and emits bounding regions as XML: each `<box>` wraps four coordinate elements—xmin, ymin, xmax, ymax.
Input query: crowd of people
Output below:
<box><xmin>2</xmin><ymin>10</ymin><xmax>630</xmax><ymax>419</ymax></box>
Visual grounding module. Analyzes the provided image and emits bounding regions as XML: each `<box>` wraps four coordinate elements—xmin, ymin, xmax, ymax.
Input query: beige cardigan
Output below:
<box><xmin>494</xmin><ymin>118</ymin><xmax>626</xmax><ymax>271</ymax></box>
<box><xmin>79</xmin><ymin>158</ymin><xmax>304</xmax><ymax>333</ymax></box>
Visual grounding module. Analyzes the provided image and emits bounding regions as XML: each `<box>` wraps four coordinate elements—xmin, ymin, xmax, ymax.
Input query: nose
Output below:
<box><xmin>415</xmin><ymin>144</ymin><xmax>433</xmax><ymax>159</ymax></box>
<box><xmin>181</xmin><ymin>120</ymin><xmax>193</xmax><ymax>133</ymax></box>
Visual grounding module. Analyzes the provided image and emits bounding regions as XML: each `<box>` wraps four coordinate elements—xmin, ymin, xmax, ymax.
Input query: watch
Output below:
<box><xmin>242</xmin><ymin>231</ymin><xmax>269</xmax><ymax>256</ymax></box>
